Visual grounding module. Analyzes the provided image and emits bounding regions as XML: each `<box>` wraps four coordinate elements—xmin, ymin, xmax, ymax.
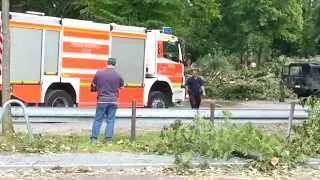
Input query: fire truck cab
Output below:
<box><xmin>0</xmin><ymin>11</ymin><xmax>185</xmax><ymax>108</ymax></box>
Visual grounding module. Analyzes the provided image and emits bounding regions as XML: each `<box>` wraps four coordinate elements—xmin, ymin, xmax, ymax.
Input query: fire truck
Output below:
<box><xmin>0</xmin><ymin>11</ymin><xmax>186</xmax><ymax>108</ymax></box>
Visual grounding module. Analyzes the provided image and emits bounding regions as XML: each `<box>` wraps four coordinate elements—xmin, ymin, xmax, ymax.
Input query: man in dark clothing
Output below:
<box><xmin>90</xmin><ymin>57</ymin><xmax>124</xmax><ymax>144</ymax></box>
<box><xmin>185</xmin><ymin>68</ymin><xmax>205</xmax><ymax>109</ymax></box>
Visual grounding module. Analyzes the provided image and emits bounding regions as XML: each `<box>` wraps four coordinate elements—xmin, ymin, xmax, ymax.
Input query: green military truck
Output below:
<box><xmin>281</xmin><ymin>62</ymin><xmax>320</xmax><ymax>98</ymax></box>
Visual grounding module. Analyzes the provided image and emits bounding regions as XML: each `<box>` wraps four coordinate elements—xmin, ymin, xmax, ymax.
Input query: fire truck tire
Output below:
<box><xmin>45</xmin><ymin>90</ymin><xmax>74</xmax><ymax>107</ymax></box>
<box><xmin>147</xmin><ymin>91</ymin><xmax>169</xmax><ymax>108</ymax></box>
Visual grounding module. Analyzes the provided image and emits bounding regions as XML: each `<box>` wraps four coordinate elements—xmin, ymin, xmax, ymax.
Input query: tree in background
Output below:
<box><xmin>180</xmin><ymin>0</ymin><xmax>221</xmax><ymax>61</ymax></box>
<box><xmin>78</xmin><ymin>0</ymin><xmax>183</xmax><ymax>28</ymax></box>
<box><xmin>5</xmin><ymin>0</ymin><xmax>320</xmax><ymax>66</ymax></box>
<box><xmin>212</xmin><ymin>0</ymin><xmax>303</xmax><ymax>68</ymax></box>
<box><xmin>298</xmin><ymin>0</ymin><xmax>320</xmax><ymax>57</ymax></box>
<box><xmin>10</xmin><ymin>0</ymin><xmax>81</xmax><ymax>18</ymax></box>
<box><xmin>315</xmin><ymin>2</ymin><xmax>320</xmax><ymax>52</ymax></box>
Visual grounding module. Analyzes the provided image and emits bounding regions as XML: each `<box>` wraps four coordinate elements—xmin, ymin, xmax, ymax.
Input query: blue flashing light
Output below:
<box><xmin>162</xmin><ymin>27</ymin><xmax>172</xmax><ymax>35</ymax></box>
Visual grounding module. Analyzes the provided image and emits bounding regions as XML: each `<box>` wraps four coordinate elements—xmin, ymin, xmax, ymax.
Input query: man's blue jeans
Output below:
<box><xmin>91</xmin><ymin>103</ymin><xmax>117</xmax><ymax>142</ymax></box>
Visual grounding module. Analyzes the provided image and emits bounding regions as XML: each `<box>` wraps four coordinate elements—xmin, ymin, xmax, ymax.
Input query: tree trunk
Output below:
<box><xmin>1</xmin><ymin>0</ymin><xmax>14</xmax><ymax>136</ymax></box>
<box><xmin>239</xmin><ymin>52</ymin><xmax>244</xmax><ymax>70</ymax></box>
<box><xmin>257</xmin><ymin>46</ymin><xmax>262</xmax><ymax>70</ymax></box>
<box><xmin>244</xmin><ymin>51</ymin><xmax>248</xmax><ymax>69</ymax></box>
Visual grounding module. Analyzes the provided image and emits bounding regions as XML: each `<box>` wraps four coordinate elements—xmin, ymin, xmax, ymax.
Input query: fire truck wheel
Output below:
<box><xmin>45</xmin><ymin>90</ymin><xmax>74</xmax><ymax>107</ymax></box>
<box><xmin>148</xmin><ymin>91</ymin><xmax>169</xmax><ymax>108</ymax></box>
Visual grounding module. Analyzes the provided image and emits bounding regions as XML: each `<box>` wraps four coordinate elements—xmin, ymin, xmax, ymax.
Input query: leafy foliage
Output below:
<box><xmin>155</xmin><ymin>117</ymin><xmax>286</xmax><ymax>171</ymax></box>
<box><xmin>11</xmin><ymin>0</ymin><xmax>82</xmax><ymax>18</ymax></box>
<box><xmin>153</xmin><ymin>100</ymin><xmax>320</xmax><ymax>171</ymax></box>
<box><xmin>211</xmin><ymin>0</ymin><xmax>303</xmax><ymax>65</ymax></box>
<box><xmin>298</xmin><ymin>0</ymin><xmax>320</xmax><ymax>57</ymax></box>
<box><xmin>191</xmin><ymin>54</ymin><xmax>295</xmax><ymax>100</ymax></box>
<box><xmin>78</xmin><ymin>0</ymin><xmax>184</xmax><ymax>29</ymax></box>
<box><xmin>288</xmin><ymin>97</ymin><xmax>320</xmax><ymax>159</ymax></box>
<box><xmin>205</xmin><ymin>70</ymin><xmax>281</xmax><ymax>100</ymax></box>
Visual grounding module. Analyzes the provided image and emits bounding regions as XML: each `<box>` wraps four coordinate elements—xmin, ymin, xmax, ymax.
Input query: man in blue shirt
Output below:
<box><xmin>185</xmin><ymin>68</ymin><xmax>205</xmax><ymax>109</ymax></box>
<box><xmin>90</xmin><ymin>57</ymin><xmax>124</xmax><ymax>145</ymax></box>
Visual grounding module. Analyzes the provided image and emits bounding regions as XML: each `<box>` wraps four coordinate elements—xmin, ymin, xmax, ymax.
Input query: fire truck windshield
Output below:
<box><xmin>163</xmin><ymin>41</ymin><xmax>180</xmax><ymax>62</ymax></box>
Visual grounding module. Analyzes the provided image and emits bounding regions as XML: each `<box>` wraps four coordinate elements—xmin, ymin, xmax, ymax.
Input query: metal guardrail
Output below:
<box><xmin>1</xmin><ymin>107</ymin><xmax>308</xmax><ymax>123</ymax></box>
<box><xmin>0</xmin><ymin>99</ymin><xmax>34</xmax><ymax>142</ymax></box>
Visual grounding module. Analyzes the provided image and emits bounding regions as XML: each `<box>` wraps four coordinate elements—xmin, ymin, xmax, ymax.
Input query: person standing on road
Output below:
<box><xmin>185</xmin><ymin>68</ymin><xmax>205</xmax><ymax>109</ymax></box>
<box><xmin>90</xmin><ymin>57</ymin><xmax>124</xmax><ymax>145</ymax></box>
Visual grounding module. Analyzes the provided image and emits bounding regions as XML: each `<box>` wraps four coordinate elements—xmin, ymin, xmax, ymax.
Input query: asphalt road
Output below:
<box><xmin>0</xmin><ymin>152</ymin><xmax>319</xmax><ymax>179</ymax></box>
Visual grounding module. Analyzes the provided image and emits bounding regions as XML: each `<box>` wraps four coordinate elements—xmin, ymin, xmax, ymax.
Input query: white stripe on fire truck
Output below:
<box><xmin>63</xmin><ymin>52</ymin><xmax>108</xmax><ymax>60</ymax></box>
<box><xmin>63</xmin><ymin>36</ymin><xmax>109</xmax><ymax>45</ymax></box>
<box><xmin>62</xmin><ymin>68</ymin><xmax>98</xmax><ymax>75</ymax></box>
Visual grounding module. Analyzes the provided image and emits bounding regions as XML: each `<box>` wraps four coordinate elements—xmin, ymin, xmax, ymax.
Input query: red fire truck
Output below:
<box><xmin>0</xmin><ymin>11</ymin><xmax>186</xmax><ymax>108</ymax></box>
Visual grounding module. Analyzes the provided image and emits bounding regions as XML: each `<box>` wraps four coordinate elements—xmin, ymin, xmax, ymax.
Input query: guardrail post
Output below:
<box><xmin>131</xmin><ymin>100</ymin><xmax>136</xmax><ymax>142</ymax></box>
<box><xmin>210</xmin><ymin>102</ymin><xmax>215</xmax><ymax>125</ymax></box>
<box><xmin>286</xmin><ymin>101</ymin><xmax>295</xmax><ymax>143</ymax></box>
<box><xmin>0</xmin><ymin>99</ymin><xmax>34</xmax><ymax>143</ymax></box>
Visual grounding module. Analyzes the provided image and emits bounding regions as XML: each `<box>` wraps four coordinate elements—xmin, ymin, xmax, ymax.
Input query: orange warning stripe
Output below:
<box><xmin>62</xmin><ymin>58</ymin><xmax>107</xmax><ymax>69</ymax></box>
<box><xmin>63</xmin><ymin>42</ymin><xmax>109</xmax><ymax>54</ymax></box>
<box><xmin>10</xmin><ymin>21</ymin><xmax>61</xmax><ymax>31</ymax></box>
<box><xmin>64</xmin><ymin>28</ymin><xmax>110</xmax><ymax>39</ymax></box>
<box><xmin>78</xmin><ymin>86</ymin><xmax>144</xmax><ymax>108</ymax></box>
<box><xmin>11</xmin><ymin>84</ymin><xmax>42</xmax><ymax>103</ymax></box>
<box><xmin>167</xmin><ymin>76</ymin><xmax>184</xmax><ymax>84</ymax></box>
<box><xmin>111</xmin><ymin>32</ymin><xmax>146</xmax><ymax>39</ymax></box>
<box><xmin>80</xmin><ymin>82</ymin><xmax>91</xmax><ymax>87</ymax></box>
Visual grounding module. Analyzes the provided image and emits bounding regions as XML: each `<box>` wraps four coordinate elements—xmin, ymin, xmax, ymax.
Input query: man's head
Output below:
<box><xmin>192</xmin><ymin>68</ymin><xmax>200</xmax><ymax>77</ymax></box>
<box><xmin>107</xmin><ymin>57</ymin><xmax>117</xmax><ymax>67</ymax></box>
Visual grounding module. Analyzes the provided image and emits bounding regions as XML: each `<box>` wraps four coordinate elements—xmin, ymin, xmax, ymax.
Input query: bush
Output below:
<box><xmin>156</xmin><ymin>117</ymin><xmax>285</xmax><ymax>170</ymax></box>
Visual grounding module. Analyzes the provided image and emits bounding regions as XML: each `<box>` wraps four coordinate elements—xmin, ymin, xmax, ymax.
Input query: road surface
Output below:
<box><xmin>0</xmin><ymin>151</ymin><xmax>319</xmax><ymax>179</ymax></box>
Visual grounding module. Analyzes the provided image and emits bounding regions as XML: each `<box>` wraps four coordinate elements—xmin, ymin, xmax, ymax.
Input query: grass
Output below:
<box><xmin>0</xmin><ymin>132</ymin><xmax>161</xmax><ymax>154</ymax></box>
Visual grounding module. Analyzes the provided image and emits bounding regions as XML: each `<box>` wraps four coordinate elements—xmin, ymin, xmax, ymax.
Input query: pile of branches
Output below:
<box><xmin>202</xmin><ymin>69</ymin><xmax>280</xmax><ymax>100</ymax></box>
